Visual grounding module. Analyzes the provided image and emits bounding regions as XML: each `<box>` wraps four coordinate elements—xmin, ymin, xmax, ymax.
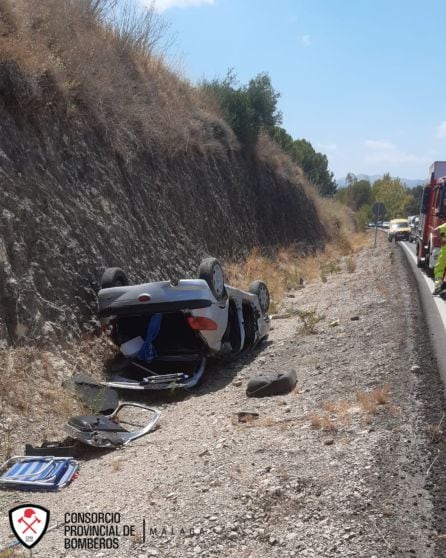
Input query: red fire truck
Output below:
<box><xmin>416</xmin><ymin>161</ymin><xmax>446</xmax><ymax>274</ymax></box>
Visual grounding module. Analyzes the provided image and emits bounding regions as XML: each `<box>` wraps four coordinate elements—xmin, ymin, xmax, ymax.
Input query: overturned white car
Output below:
<box><xmin>98</xmin><ymin>258</ymin><xmax>270</xmax><ymax>390</ymax></box>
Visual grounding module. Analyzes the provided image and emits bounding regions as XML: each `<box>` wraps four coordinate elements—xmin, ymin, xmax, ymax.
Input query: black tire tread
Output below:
<box><xmin>198</xmin><ymin>257</ymin><xmax>226</xmax><ymax>302</ymax></box>
<box><xmin>249</xmin><ymin>280</ymin><xmax>270</xmax><ymax>313</ymax></box>
<box><xmin>101</xmin><ymin>267</ymin><xmax>129</xmax><ymax>289</ymax></box>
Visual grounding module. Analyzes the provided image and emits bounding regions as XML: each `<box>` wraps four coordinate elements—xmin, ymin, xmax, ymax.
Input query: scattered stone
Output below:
<box><xmin>235</xmin><ymin>411</ymin><xmax>260</xmax><ymax>423</ymax></box>
<box><xmin>324</xmin><ymin>438</ymin><xmax>335</xmax><ymax>446</ymax></box>
<box><xmin>228</xmin><ymin>531</ymin><xmax>238</xmax><ymax>540</ymax></box>
<box><xmin>410</xmin><ymin>365</ymin><xmax>421</xmax><ymax>374</ymax></box>
<box><xmin>350</xmin><ymin>316</ymin><xmax>360</xmax><ymax>321</ymax></box>
<box><xmin>233</xmin><ymin>379</ymin><xmax>243</xmax><ymax>387</ymax></box>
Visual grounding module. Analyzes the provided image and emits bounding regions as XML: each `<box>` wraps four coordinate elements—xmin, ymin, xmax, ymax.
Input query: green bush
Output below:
<box><xmin>201</xmin><ymin>70</ymin><xmax>281</xmax><ymax>148</ymax></box>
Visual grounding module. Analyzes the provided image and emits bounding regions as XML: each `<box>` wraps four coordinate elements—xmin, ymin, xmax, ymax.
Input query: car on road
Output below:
<box><xmin>97</xmin><ymin>258</ymin><xmax>270</xmax><ymax>390</ymax></box>
<box><xmin>408</xmin><ymin>215</ymin><xmax>419</xmax><ymax>243</ymax></box>
<box><xmin>387</xmin><ymin>219</ymin><xmax>410</xmax><ymax>242</ymax></box>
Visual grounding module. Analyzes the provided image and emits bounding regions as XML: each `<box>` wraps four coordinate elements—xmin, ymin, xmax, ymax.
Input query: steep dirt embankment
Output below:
<box><xmin>0</xmin><ymin>2</ymin><xmax>326</xmax><ymax>347</ymax></box>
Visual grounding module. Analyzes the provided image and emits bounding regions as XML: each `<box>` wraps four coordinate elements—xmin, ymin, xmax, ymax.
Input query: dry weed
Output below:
<box><xmin>310</xmin><ymin>414</ymin><xmax>338</xmax><ymax>432</ymax></box>
<box><xmin>356</xmin><ymin>391</ymin><xmax>378</xmax><ymax>416</ymax></box>
<box><xmin>427</xmin><ymin>413</ymin><xmax>444</xmax><ymax>443</ymax></box>
<box><xmin>226</xmin><ymin>234</ymin><xmax>364</xmax><ymax>313</ymax></box>
<box><xmin>131</xmin><ymin>530</ymin><xmax>144</xmax><ymax>546</ymax></box>
<box><xmin>371</xmin><ymin>384</ymin><xmax>391</xmax><ymax>405</ymax></box>
<box><xmin>111</xmin><ymin>457</ymin><xmax>125</xmax><ymax>472</ymax></box>
<box><xmin>345</xmin><ymin>256</ymin><xmax>356</xmax><ymax>273</ymax></box>
<box><xmin>257</xmin><ymin>416</ymin><xmax>275</xmax><ymax>427</ymax></box>
<box><xmin>356</xmin><ymin>385</ymin><xmax>391</xmax><ymax>422</ymax></box>
<box><xmin>323</xmin><ymin>399</ymin><xmax>352</xmax><ymax>415</ymax></box>
<box><xmin>0</xmin><ymin>0</ymin><xmax>233</xmax><ymax>159</ymax></box>
<box><xmin>277</xmin><ymin>466</ymin><xmax>290</xmax><ymax>481</ymax></box>
<box><xmin>0</xmin><ymin>549</ymin><xmax>22</xmax><ymax>558</ymax></box>
<box><xmin>297</xmin><ymin>308</ymin><xmax>325</xmax><ymax>335</ymax></box>
<box><xmin>427</xmin><ymin>424</ymin><xmax>443</xmax><ymax>443</ymax></box>
<box><xmin>320</xmin><ymin>260</ymin><xmax>342</xmax><ymax>277</ymax></box>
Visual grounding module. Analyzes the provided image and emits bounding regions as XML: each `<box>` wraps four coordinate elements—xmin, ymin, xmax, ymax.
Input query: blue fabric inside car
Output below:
<box><xmin>137</xmin><ymin>313</ymin><xmax>162</xmax><ymax>362</ymax></box>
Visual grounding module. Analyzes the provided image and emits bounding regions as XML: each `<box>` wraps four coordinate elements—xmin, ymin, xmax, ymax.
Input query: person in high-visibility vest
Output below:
<box><xmin>433</xmin><ymin>223</ymin><xmax>446</xmax><ymax>295</ymax></box>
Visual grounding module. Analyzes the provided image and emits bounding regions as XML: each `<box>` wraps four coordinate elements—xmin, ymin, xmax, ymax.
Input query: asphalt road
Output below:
<box><xmin>399</xmin><ymin>240</ymin><xmax>446</xmax><ymax>388</ymax></box>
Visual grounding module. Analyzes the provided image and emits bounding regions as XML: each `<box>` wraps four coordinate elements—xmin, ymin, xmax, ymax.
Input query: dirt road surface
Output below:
<box><xmin>1</xmin><ymin>234</ymin><xmax>446</xmax><ymax>558</ymax></box>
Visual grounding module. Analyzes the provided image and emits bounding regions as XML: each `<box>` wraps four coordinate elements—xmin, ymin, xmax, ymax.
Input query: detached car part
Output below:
<box><xmin>25</xmin><ymin>441</ymin><xmax>78</xmax><ymax>458</ymax></box>
<box><xmin>246</xmin><ymin>369</ymin><xmax>297</xmax><ymax>398</ymax></box>
<box><xmin>0</xmin><ymin>457</ymin><xmax>78</xmax><ymax>491</ymax></box>
<box><xmin>64</xmin><ymin>402</ymin><xmax>160</xmax><ymax>448</ymax></box>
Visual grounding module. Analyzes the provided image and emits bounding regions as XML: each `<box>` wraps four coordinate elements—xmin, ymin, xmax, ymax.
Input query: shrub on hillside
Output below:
<box><xmin>201</xmin><ymin>70</ymin><xmax>281</xmax><ymax>149</ymax></box>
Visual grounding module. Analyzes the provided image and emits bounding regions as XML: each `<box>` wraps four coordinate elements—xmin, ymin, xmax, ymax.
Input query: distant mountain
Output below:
<box><xmin>336</xmin><ymin>174</ymin><xmax>424</xmax><ymax>188</ymax></box>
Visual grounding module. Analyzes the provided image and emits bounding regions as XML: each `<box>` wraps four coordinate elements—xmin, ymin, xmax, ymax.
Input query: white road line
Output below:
<box><xmin>400</xmin><ymin>242</ymin><xmax>446</xmax><ymax>327</ymax></box>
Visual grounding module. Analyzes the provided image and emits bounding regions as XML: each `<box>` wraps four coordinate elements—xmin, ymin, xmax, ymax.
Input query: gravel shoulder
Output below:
<box><xmin>1</xmin><ymin>233</ymin><xmax>446</xmax><ymax>558</ymax></box>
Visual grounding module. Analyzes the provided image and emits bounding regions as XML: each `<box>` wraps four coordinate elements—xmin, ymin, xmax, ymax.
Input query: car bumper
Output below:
<box><xmin>104</xmin><ymin>356</ymin><xmax>207</xmax><ymax>390</ymax></box>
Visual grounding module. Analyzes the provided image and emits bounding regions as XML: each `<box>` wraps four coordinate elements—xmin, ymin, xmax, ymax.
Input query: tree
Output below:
<box><xmin>201</xmin><ymin>70</ymin><xmax>281</xmax><ymax>148</ymax></box>
<box><xmin>246</xmin><ymin>73</ymin><xmax>282</xmax><ymax>133</ymax></box>
<box><xmin>405</xmin><ymin>185</ymin><xmax>424</xmax><ymax>215</ymax></box>
<box><xmin>271</xmin><ymin>126</ymin><xmax>294</xmax><ymax>153</ymax></box>
<box><xmin>292</xmin><ymin>139</ymin><xmax>337</xmax><ymax>197</ymax></box>
<box><xmin>372</xmin><ymin>174</ymin><xmax>412</xmax><ymax>218</ymax></box>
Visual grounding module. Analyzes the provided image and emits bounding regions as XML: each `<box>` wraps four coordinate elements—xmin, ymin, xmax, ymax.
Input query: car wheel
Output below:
<box><xmin>249</xmin><ymin>280</ymin><xmax>270</xmax><ymax>314</ymax></box>
<box><xmin>198</xmin><ymin>257</ymin><xmax>227</xmax><ymax>302</ymax></box>
<box><xmin>100</xmin><ymin>267</ymin><xmax>129</xmax><ymax>289</ymax></box>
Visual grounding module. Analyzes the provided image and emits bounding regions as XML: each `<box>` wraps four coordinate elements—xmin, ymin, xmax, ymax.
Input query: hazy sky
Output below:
<box><xmin>142</xmin><ymin>0</ymin><xmax>446</xmax><ymax>181</ymax></box>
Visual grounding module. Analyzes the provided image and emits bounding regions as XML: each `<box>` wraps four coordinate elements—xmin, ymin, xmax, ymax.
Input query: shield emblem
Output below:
<box><xmin>9</xmin><ymin>504</ymin><xmax>50</xmax><ymax>549</ymax></box>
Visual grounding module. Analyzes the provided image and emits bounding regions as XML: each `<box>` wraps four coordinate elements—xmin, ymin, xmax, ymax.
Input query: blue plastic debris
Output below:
<box><xmin>0</xmin><ymin>456</ymin><xmax>78</xmax><ymax>491</ymax></box>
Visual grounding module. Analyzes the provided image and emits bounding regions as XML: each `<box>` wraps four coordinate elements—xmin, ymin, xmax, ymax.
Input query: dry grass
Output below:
<box><xmin>323</xmin><ymin>399</ymin><xmax>352</xmax><ymax>415</ymax></box>
<box><xmin>427</xmin><ymin>413</ymin><xmax>444</xmax><ymax>443</ymax></box>
<box><xmin>356</xmin><ymin>385</ymin><xmax>391</xmax><ymax>420</ymax></box>
<box><xmin>0</xmin><ymin>335</ymin><xmax>118</xmax><ymax>460</ymax></box>
<box><xmin>372</xmin><ymin>384</ymin><xmax>391</xmax><ymax>405</ymax></box>
<box><xmin>0</xmin><ymin>550</ymin><xmax>22</xmax><ymax>558</ymax></box>
<box><xmin>310</xmin><ymin>414</ymin><xmax>338</xmax><ymax>432</ymax></box>
<box><xmin>427</xmin><ymin>424</ymin><xmax>443</xmax><ymax>443</ymax></box>
<box><xmin>0</xmin><ymin>0</ymin><xmax>236</xmax><ymax>159</ymax></box>
<box><xmin>296</xmin><ymin>308</ymin><xmax>325</xmax><ymax>335</ymax></box>
<box><xmin>111</xmin><ymin>457</ymin><xmax>125</xmax><ymax>472</ymax></box>
<box><xmin>309</xmin><ymin>387</ymin><xmax>393</xmax><ymax>433</ymax></box>
<box><xmin>225</xmin><ymin>232</ymin><xmax>366</xmax><ymax>313</ymax></box>
<box><xmin>345</xmin><ymin>256</ymin><xmax>356</xmax><ymax>273</ymax></box>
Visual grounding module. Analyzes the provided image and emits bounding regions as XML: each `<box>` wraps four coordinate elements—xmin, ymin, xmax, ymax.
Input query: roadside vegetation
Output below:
<box><xmin>336</xmin><ymin>172</ymin><xmax>424</xmax><ymax>227</ymax></box>
<box><xmin>201</xmin><ymin>70</ymin><xmax>337</xmax><ymax>197</ymax></box>
<box><xmin>226</xmin><ymin>222</ymin><xmax>369</xmax><ymax>313</ymax></box>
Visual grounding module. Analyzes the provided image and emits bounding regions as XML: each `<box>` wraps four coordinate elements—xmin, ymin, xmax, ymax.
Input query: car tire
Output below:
<box><xmin>198</xmin><ymin>257</ymin><xmax>227</xmax><ymax>302</ymax></box>
<box><xmin>100</xmin><ymin>267</ymin><xmax>129</xmax><ymax>289</ymax></box>
<box><xmin>249</xmin><ymin>281</ymin><xmax>270</xmax><ymax>314</ymax></box>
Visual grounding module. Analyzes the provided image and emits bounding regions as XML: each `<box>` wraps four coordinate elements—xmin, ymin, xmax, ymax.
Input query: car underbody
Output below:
<box><xmin>97</xmin><ymin>261</ymin><xmax>270</xmax><ymax>390</ymax></box>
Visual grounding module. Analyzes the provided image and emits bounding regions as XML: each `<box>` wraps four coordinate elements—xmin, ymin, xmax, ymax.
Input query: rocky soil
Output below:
<box><xmin>1</xmin><ymin>233</ymin><xmax>446</xmax><ymax>558</ymax></box>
